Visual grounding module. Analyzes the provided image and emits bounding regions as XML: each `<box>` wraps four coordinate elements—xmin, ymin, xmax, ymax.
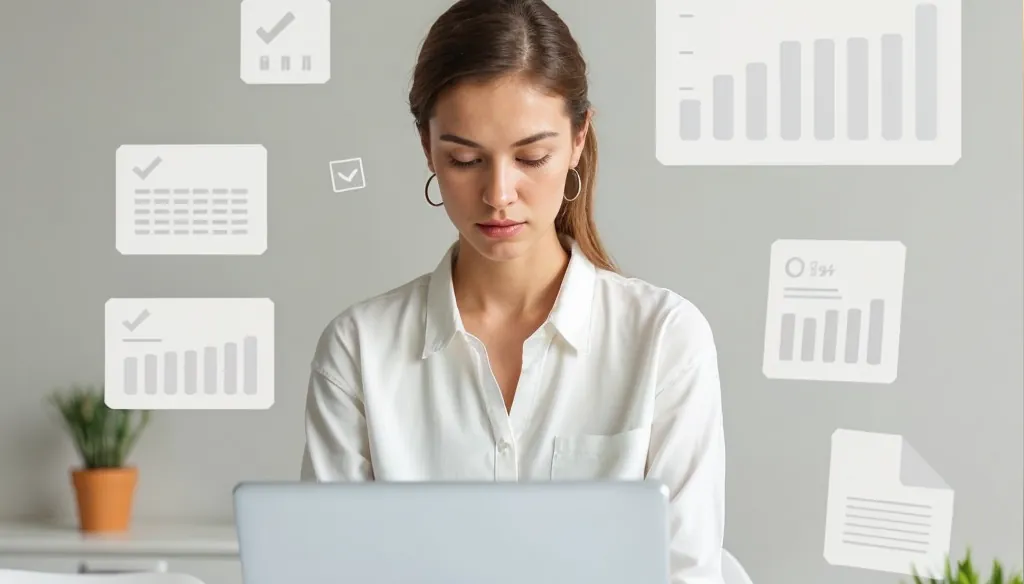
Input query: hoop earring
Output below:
<box><xmin>424</xmin><ymin>173</ymin><xmax>443</xmax><ymax>207</ymax></box>
<box><xmin>564</xmin><ymin>167</ymin><xmax>582</xmax><ymax>202</ymax></box>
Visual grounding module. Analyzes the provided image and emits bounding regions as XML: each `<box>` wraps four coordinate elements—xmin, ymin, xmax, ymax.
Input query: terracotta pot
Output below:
<box><xmin>70</xmin><ymin>466</ymin><xmax>138</xmax><ymax>533</ymax></box>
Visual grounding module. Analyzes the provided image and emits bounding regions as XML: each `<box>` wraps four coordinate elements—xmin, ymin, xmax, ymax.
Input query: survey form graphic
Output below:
<box><xmin>824</xmin><ymin>429</ymin><xmax>955</xmax><ymax>577</ymax></box>
<box><xmin>655</xmin><ymin>0</ymin><xmax>962</xmax><ymax>165</ymax></box>
<box><xmin>241</xmin><ymin>0</ymin><xmax>331</xmax><ymax>84</ymax></box>
<box><xmin>115</xmin><ymin>145</ymin><xmax>268</xmax><ymax>256</ymax></box>
<box><xmin>104</xmin><ymin>298</ymin><xmax>275</xmax><ymax>410</ymax></box>
<box><xmin>763</xmin><ymin>240</ymin><xmax>906</xmax><ymax>384</ymax></box>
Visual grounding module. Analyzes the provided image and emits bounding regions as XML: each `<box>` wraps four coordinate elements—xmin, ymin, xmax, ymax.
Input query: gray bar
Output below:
<box><xmin>680</xmin><ymin>100</ymin><xmax>701</xmax><ymax>140</ymax></box>
<box><xmin>823</xmin><ymin>310</ymin><xmax>839</xmax><ymax>363</ymax></box>
<box><xmin>204</xmin><ymin>347</ymin><xmax>217</xmax><ymax>394</ymax></box>
<box><xmin>780</xmin><ymin>41</ymin><xmax>801</xmax><ymax>140</ymax></box>
<box><xmin>713</xmin><ymin>75</ymin><xmax>734</xmax><ymax>140</ymax></box>
<box><xmin>915</xmin><ymin>3</ymin><xmax>938</xmax><ymax>140</ymax></box>
<box><xmin>779</xmin><ymin>313</ymin><xmax>796</xmax><ymax>361</ymax></box>
<box><xmin>280</xmin><ymin>55</ymin><xmax>290</xmax><ymax>71</ymax></box>
<box><xmin>881</xmin><ymin>34</ymin><xmax>903</xmax><ymax>140</ymax></box>
<box><xmin>801</xmin><ymin>318</ymin><xmax>816</xmax><ymax>361</ymax></box>
<box><xmin>224</xmin><ymin>342</ymin><xmax>238</xmax><ymax>395</ymax></box>
<box><xmin>867</xmin><ymin>300</ymin><xmax>885</xmax><ymax>365</ymax></box>
<box><xmin>302</xmin><ymin>55</ymin><xmax>312</xmax><ymax>71</ymax></box>
<box><xmin>184</xmin><ymin>350</ymin><xmax>197</xmax><ymax>395</ymax></box>
<box><xmin>164</xmin><ymin>352</ymin><xmax>177</xmax><ymax>395</ymax></box>
<box><xmin>259</xmin><ymin>56</ymin><xmax>269</xmax><ymax>71</ymax></box>
<box><xmin>746</xmin><ymin>63</ymin><xmax>767</xmax><ymax>140</ymax></box>
<box><xmin>845</xmin><ymin>308</ymin><xmax>862</xmax><ymax>363</ymax></box>
<box><xmin>124</xmin><ymin>358</ymin><xmax>138</xmax><ymax>395</ymax></box>
<box><xmin>814</xmin><ymin>40</ymin><xmax>835</xmax><ymax>140</ymax></box>
<box><xmin>244</xmin><ymin>336</ymin><xmax>258</xmax><ymax>395</ymax></box>
<box><xmin>847</xmin><ymin>38</ymin><xmax>869</xmax><ymax>140</ymax></box>
<box><xmin>145</xmin><ymin>355</ymin><xmax>157</xmax><ymax>395</ymax></box>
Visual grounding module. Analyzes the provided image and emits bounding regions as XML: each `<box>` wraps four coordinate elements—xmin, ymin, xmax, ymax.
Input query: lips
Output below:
<box><xmin>478</xmin><ymin>220</ymin><xmax>523</xmax><ymax>227</ymax></box>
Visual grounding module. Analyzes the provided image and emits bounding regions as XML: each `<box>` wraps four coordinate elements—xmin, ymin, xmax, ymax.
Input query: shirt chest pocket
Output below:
<box><xmin>550</xmin><ymin>427</ymin><xmax>651</xmax><ymax>481</ymax></box>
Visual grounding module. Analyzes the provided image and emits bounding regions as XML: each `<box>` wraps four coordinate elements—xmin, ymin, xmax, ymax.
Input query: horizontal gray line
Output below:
<box><xmin>133</xmin><ymin>188</ymin><xmax>249</xmax><ymax>194</ymax></box>
<box><xmin>844</xmin><ymin>522</ymin><xmax>930</xmax><ymax>536</ymax></box>
<box><xmin>783</xmin><ymin>294</ymin><xmax>842</xmax><ymax>299</ymax></box>
<box><xmin>848</xmin><ymin>496</ymin><xmax>933</xmax><ymax>509</ymax></box>
<box><xmin>847</xmin><ymin>505</ymin><xmax>932</xmax><ymax>519</ymax></box>
<box><xmin>843</xmin><ymin>530</ymin><xmax>928</xmax><ymax>546</ymax></box>
<box><xmin>122</xmin><ymin>338</ymin><xmax>163</xmax><ymax>343</ymax></box>
<box><xmin>153</xmin><ymin>199</ymin><xmax>169</xmax><ymax>204</ymax></box>
<box><xmin>785</xmin><ymin>287</ymin><xmax>840</xmax><ymax>292</ymax></box>
<box><xmin>842</xmin><ymin>540</ymin><xmax>927</xmax><ymax>554</ymax></box>
<box><xmin>231</xmin><ymin>209</ymin><xmax>248</xmax><ymax>214</ymax></box>
<box><xmin>846</xmin><ymin>513</ymin><xmax>930</xmax><ymax>527</ymax></box>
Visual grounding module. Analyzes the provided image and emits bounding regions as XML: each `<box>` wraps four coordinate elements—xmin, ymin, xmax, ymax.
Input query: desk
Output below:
<box><xmin>0</xmin><ymin>521</ymin><xmax>240</xmax><ymax>583</ymax></box>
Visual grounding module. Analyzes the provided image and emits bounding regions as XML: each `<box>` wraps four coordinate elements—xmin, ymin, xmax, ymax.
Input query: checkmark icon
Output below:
<box><xmin>122</xmin><ymin>309</ymin><xmax>151</xmax><ymax>332</ymax></box>
<box><xmin>337</xmin><ymin>169</ymin><xmax>359</xmax><ymax>182</ymax></box>
<box><xmin>256</xmin><ymin>12</ymin><xmax>295</xmax><ymax>44</ymax></box>
<box><xmin>132</xmin><ymin>157</ymin><xmax>162</xmax><ymax>180</ymax></box>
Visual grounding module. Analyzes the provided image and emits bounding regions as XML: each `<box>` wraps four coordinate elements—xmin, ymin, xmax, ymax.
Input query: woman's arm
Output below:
<box><xmin>299</xmin><ymin>316</ymin><xmax>374</xmax><ymax>481</ymax></box>
<box><xmin>646</xmin><ymin>308</ymin><xmax>727</xmax><ymax>584</ymax></box>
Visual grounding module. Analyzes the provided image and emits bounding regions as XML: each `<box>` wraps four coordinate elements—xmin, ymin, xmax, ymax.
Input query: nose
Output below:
<box><xmin>481</xmin><ymin>159</ymin><xmax>518</xmax><ymax>210</ymax></box>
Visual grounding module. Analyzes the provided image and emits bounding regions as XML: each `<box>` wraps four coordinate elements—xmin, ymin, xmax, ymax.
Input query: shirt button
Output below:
<box><xmin>497</xmin><ymin>439</ymin><xmax>511</xmax><ymax>454</ymax></box>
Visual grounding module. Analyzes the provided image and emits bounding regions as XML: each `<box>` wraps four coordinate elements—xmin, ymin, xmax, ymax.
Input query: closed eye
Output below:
<box><xmin>447</xmin><ymin>155</ymin><xmax>552</xmax><ymax>169</ymax></box>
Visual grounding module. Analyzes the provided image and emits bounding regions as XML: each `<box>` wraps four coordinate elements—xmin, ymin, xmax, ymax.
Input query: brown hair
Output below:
<box><xmin>408</xmin><ymin>0</ymin><xmax>618</xmax><ymax>272</ymax></box>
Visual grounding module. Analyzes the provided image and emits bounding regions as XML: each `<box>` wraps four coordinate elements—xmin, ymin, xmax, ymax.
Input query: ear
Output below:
<box><xmin>569</xmin><ymin>110</ymin><xmax>592</xmax><ymax>168</ymax></box>
<box><xmin>418</xmin><ymin>125</ymin><xmax>435</xmax><ymax>173</ymax></box>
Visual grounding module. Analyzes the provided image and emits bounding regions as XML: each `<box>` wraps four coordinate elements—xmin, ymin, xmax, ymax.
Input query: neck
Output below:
<box><xmin>452</xmin><ymin>231</ymin><xmax>570</xmax><ymax>320</ymax></box>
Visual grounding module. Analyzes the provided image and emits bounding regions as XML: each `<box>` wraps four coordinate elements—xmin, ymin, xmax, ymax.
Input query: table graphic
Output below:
<box><xmin>824</xmin><ymin>429</ymin><xmax>955</xmax><ymax>576</ymax></box>
<box><xmin>655</xmin><ymin>0</ymin><xmax>961</xmax><ymax>165</ymax></box>
<box><xmin>762</xmin><ymin>240</ymin><xmax>906</xmax><ymax>383</ymax></box>
<box><xmin>104</xmin><ymin>298</ymin><xmax>275</xmax><ymax>410</ymax></box>
<box><xmin>241</xmin><ymin>0</ymin><xmax>331</xmax><ymax>84</ymax></box>
<box><xmin>115</xmin><ymin>145</ymin><xmax>267</xmax><ymax>256</ymax></box>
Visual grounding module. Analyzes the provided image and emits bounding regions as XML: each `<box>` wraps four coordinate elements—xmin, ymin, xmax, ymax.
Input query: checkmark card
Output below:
<box><xmin>132</xmin><ymin>157</ymin><xmax>162</xmax><ymax>180</ymax></box>
<box><xmin>122</xmin><ymin>309</ymin><xmax>151</xmax><ymax>332</ymax></box>
<box><xmin>256</xmin><ymin>11</ymin><xmax>295</xmax><ymax>44</ymax></box>
<box><xmin>329</xmin><ymin>158</ymin><xmax>367</xmax><ymax>193</ymax></box>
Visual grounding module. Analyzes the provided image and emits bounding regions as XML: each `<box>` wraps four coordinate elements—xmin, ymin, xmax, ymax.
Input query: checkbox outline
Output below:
<box><xmin>329</xmin><ymin>157</ymin><xmax>367</xmax><ymax>193</ymax></box>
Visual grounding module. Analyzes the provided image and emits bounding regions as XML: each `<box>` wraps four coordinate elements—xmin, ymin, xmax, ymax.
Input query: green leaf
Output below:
<box><xmin>47</xmin><ymin>385</ymin><xmax>152</xmax><ymax>469</ymax></box>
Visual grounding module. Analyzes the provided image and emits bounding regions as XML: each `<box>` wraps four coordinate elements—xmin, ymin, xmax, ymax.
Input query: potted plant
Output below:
<box><xmin>907</xmin><ymin>549</ymin><xmax>1023</xmax><ymax>584</ymax></box>
<box><xmin>48</xmin><ymin>384</ymin><xmax>151</xmax><ymax>533</ymax></box>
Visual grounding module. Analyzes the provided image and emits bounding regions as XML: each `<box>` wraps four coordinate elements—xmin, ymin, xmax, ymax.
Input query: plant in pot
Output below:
<box><xmin>906</xmin><ymin>549</ymin><xmax>1023</xmax><ymax>584</ymax></box>
<box><xmin>48</xmin><ymin>384</ymin><xmax>151</xmax><ymax>533</ymax></box>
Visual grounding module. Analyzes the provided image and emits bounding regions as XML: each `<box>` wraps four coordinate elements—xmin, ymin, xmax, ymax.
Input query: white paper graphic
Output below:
<box><xmin>104</xmin><ymin>298</ymin><xmax>275</xmax><ymax>410</ymax></box>
<box><xmin>824</xmin><ymin>429</ymin><xmax>955</xmax><ymax>577</ymax></box>
<box><xmin>763</xmin><ymin>240</ymin><xmax>906</xmax><ymax>383</ymax></box>
<box><xmin>115</xmin><ymin>145</ymin><xmax>268</xmax><ymax>256</ymax></box>
<box><xmin>241</xmin><ymin>0</ymin><xmax>331</xmax><ymax>85</ymax></box>
<box><xmin>655</xmin><ymin>0</ymin><xmax>962</xmax><ymax>165</ymax></box>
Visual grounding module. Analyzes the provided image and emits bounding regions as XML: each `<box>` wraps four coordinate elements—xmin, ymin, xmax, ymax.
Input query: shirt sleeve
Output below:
<box><xmin>646</xmin><ymin>307</ymin><xmax>727</xmax><ymax>584</ymax></box>
<box><xmin>299</xmin><ymin>315</ymin><xmax>374</xmax><ymax>481</ymax></box>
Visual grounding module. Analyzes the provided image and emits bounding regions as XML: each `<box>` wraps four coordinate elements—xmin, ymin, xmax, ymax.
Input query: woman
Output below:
<box><xmin>300</xmin><ymin>0</ymin><xmax>725</xmax><ymax>581</ymax></box>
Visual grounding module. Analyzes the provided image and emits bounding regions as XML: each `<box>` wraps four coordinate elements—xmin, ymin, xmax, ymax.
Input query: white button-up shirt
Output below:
<box><xmin>300</xmin><ymin>239</ymin><xmax>726</xmax><ymax>584</ymax></box>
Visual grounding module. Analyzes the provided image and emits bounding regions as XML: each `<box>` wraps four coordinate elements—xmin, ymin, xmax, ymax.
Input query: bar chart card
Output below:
<box><xmin>115</xmin><ymin>145</ymin><xmax>267</xmax><ymax>255</ymax></box>
<box><xmin>762</xmin><ymin>240</ymin><xmax>906</xmax><ymax>383</ymax></box>
<box><xmin>104</xmin><ymin>298</ymin><xmax>275</xmax><ymax>410</ymax></box>
<box><xmin>241</xmin><ymin>0</ymin><xmax>330</xmax><ymax>85</ymax></box>
<box><xmin>655</xmin><ymin>0</ymin><xmax>962</xmax><ymax>165</ymax></box>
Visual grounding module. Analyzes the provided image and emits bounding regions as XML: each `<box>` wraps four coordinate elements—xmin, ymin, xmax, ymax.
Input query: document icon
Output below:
<box><xmin>241</xmin><ymin>0</ymin><xmax>331</xmax><ymax>84</ymax></box>
<box><xmin>824</xmin><ymin>429</ymin><xmax>955</xmax><ymax>577</ymax></box>
<box><xmin>104</xmin><ymin>298</ymin><xmax>275</xmax><ymax>410</ymax></box>
<box><xmin>763</xmin><ymin>240</ymin><xmax>906</xmax><ymax>383</ymax></box>
<box><xmin>115</xmin><ymin>145</ymin><xmax>268</xmax><ymax>256</ymax></box>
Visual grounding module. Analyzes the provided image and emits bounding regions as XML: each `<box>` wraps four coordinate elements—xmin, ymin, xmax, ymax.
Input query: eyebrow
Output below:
<box><xmin>438</xmin><ymin>131</ymin><xmax>559</xmax><ymax>148</ymax></box>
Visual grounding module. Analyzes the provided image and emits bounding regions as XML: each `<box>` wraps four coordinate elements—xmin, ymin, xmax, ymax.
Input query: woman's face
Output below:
<box><xmin>421</xmin><ymin>74</ymin><xmax>589</xmax><ymax>262</ymax></box>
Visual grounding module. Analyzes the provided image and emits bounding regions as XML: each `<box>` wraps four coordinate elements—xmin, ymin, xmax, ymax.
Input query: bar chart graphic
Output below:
<box><xmin>115</xmin><ymin>145</ymin><xmax>268</xmax><ymax>255</ymax></box>
<box><xmin>241</xmin><ymin>0</ymin><xmax>330</xmax><ymax>84</ymax></box>
<box><xmin>763</xmin><ymin>240</ymin><xmax>906</xmax><ymax>383</ymax></box>
<box><xmin>655</xmin><ymin>0</ymin><xmax>961</xmax><ymax>165</ymax></box>
<box><xmin>104</xmin><ymin>298</ymin><xmax>274</xmax><ymax>409</ymax></box>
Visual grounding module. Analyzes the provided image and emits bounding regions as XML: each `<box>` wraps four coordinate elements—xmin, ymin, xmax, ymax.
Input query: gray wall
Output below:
<box><xmin>1</xmin><ymin>1</ymin><xmax>1021</xmax><ymax>583</ymax></box>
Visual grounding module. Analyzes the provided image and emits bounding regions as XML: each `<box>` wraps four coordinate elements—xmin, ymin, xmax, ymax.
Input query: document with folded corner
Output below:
<box><xmin>823</xmin><ymin>429</ymin><xmax>955</xmax><ymax>577</ymax></box>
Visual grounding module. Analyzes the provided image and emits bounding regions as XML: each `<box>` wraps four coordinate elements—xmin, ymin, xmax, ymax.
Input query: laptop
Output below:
<box><xmin>233</xmin><ymin>480</ymin><xmax>670</xmax><ymax>584</ymax></box>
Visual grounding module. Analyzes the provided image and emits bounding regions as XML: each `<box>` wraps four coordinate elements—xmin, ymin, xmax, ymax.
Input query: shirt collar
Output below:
<box><xmin>422</xmin><ymin>237</ymin><xmax>597</xmax><ymax>359</ymax></box>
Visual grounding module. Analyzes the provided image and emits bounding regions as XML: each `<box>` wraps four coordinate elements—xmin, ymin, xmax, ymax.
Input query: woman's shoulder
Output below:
<box><xmin>594</xmin><ymin>268</ymin><xmax>716</xmax><ymax>350</ymax></box>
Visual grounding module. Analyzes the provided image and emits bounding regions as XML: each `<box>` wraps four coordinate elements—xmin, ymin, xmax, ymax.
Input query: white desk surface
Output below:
<box><xmin>0</xmin><ymin>521</ymin><xmax>238</xmax><ymax>558</ymax></box>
